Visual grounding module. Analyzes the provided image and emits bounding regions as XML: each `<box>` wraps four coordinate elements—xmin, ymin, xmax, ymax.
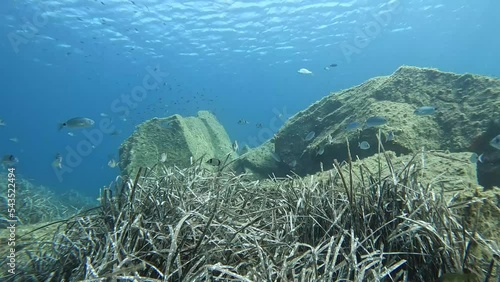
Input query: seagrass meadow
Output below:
<box><xmin>2</xmin><ymin>147</ymin><xmax>499</xmax><ymax>282</ymax></box>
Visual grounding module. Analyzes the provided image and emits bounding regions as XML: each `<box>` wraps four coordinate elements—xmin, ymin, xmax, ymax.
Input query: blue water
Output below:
<box><xmin>1</xmin><ymin>0</ymin><xmax>499</xmax><ymax>197</ymax></box>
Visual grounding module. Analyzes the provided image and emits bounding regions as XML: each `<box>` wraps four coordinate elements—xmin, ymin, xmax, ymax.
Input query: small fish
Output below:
<box><xmin>358</xmin><ymin>141</ymin><xmax>370</xmax><ymax>150</ymax></box>
<box><xmin>110</xmin><ymin>129</ymin><xmax>122</xmax><ymax>136</ymax></box>
<box><xmin>108</xmin><ymin>159</ymin><xmax>118</xmax><ymax>168</ymax></box>
<box><xmin>256</xmin><ymin>123</ymin><xmax>263</xmax><ymax>129</ymax></box>
<box><xmin>365</xmin><ymin>116</ymin><xmax>387</xmax><ymax>128</ymax></box>
<box><xmin>316</xmin><ymin>145</ymin><xmax>325</xmax><ymax>156</ymax></box>
<box><xmin>2</xmin><ymin>155</ymin><xmax>19</xmax><ymax>166</ymax></box>
<box><xmin>206</xmin><ymin>158</ymin><xmax>221</xmax><ymax>166</ymax></box>
<box><xmin>67</xmin><ymin>132</ymin><xmax>75</xmax><ymax>137</ymax></box>
<box><xmin>160</xmin><ymin>153</ymin><xmax>167</xmax><ymax>162</ymax></box>
<box><xmin>232</xmin><ymin>140</ymin><xmax>239</xmax><ymax>153</ymax></box>
<box><xmin>490</xmin><ymin>134</ymin><xmax>500</xmax><ymax>150</ymax></box>
<box><xmin>0</xmin><ymin>119</ymin><xmax>5</xmax><ymax>126</ymax></box>
<box><xmin>385</xmin><ymin>131</ymin><xmax>395</xmax><ymax>142</ymax></box>
<box><xmin>297</xmin><ymin>68</ymin><xmax>313</xmax><ymax>75</ymax></box>
<box><xmin>100</xmin><ymin>113</ymin><xmax>108</xmax><ymax>117</ymax></box>
<box><xmin>9</xmin><ymin>137</ymin><xmax>18</xmax><ymax>143</ymax></box>
<box><xmin>323</xmin><ymin>63</ymin><xmax>338</xmax><ymax>70</ymax></box>
<box><xmin>52</xmin><ymin>153</ymin><xmax>62</xmax><ymax>169</ymax></box>
<box><xmin>469</xmin><ymin>153</ymin><xmax>484</xmax><ymax>164</ymax></box>
<box><xmin>271</xmin><ymin>152</ymin><xmax>281</xmax><ymax>162</ymax></box>
<box><xmin>414</xmin><ymin>106</ymin><xmax>436</xmax><ymax>116</ymax></box>
<box><xmin>345</xmin><ymin>121</ymin><xmax>361</xmax><ymax>131</ymax></box>
<box><xmin>304</xmin><ymin>131</ymin><xmax>316</xmax><ymax>141</ymax></box>
<box><xmin>237</xmin><ymin>119</ymin><xmax>249</xmax><ymax>125</ymax></box>
<box><xmin>59</xmin><ymin>117</ymin><xmax>95</xmax><ymax>130</ymax></box>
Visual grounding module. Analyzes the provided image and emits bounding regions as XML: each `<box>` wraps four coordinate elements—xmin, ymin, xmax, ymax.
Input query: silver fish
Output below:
<box><xmin>358</xmin><ymin>141</ymin><xmax>370</xmax><ymax>150</ymax></box>
<box><xmin>385</xmin><ymin>131</ymin><xmax>395</xmax><ymax>142</ymax></box>
<box><xmin>160</xmin><ymin>153</ymin><xmax>167</xmax><ymax>162</ymax></box>
<box><xmin>414</xmin><ymin>106</ymin><xmax>436</xmax><ymax>116</ymax></box>
<box><xmin>232</xmin><ymin>140</ymin><xmax>239</xmax><ymax>153</ymax></box>
<box><xmin>469</xmin><ymin>153</ymin><xmax>484</xmax><ymax>164</ymax></box>
<box><xmin>271</xmin><ymin>152</ymin><xmax>281</xmax><ymax>162</ymax></box>
<box><xmin>490</xmin><ymin>134</ymin><xmax>500</xmax><ymax>150</ymax></box>
<box><xmin>304</xmin><ymin>131</ymin><xmax>316</xmax><ymax>141</ymax></box>
<box><xmin>52</xmin><ymin>153</ymin><xmax>62</xmax><ymax>169</ymax></box>
<box><xmin>345</xmin><ymin>121</ymin><xmax>361</xmax><ymax>131</ymax></box>
<box><xmin>365</xmin><ymin>116</ymin><xmax>387</xmax><ymax>128</ymax></box>
<box><xmin>59</xmin><ymin>117</ymin><xmax>95</xmax><ymax>130</ymax></box>
<box><xmin>316</xmin><ymin>145</ymin><xmax>325</xmax><ymax>156</ymax></box>
<box><xmin>108</xmin><ymin>159</ymin><xmax>118</xmax><ymax>168</ymax></box>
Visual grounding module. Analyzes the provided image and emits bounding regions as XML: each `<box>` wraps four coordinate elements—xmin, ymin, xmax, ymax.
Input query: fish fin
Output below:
<box><xmin>478</xmin><ymin>154</ymin><xmax>484</xmax><ymax>163</ymax></box>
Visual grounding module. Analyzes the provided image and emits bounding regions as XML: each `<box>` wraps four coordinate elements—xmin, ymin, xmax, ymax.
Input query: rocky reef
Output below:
<box><xmin>240</xmin><ymin>66</ymin><xmax>500</xmax><ymax>188</ymax></box>
<box><xmin>119</xmin><ymin>110</ymin><xmax>235</xmax><ymax>177</ymax></box>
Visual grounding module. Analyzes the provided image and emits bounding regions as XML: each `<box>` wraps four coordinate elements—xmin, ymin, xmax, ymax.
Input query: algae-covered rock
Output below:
<box><xmin>273</xmin><ymin>66</ymin><xmax>500</xmax><ymax>185</ymax></box>
<box><xmin>119</xmin><ymin>111</ymin><xmax>234</xmax><ymax>177</ymax></box>
<box><xmin>230</xmin><ymin>141</ymin><xmax>290</xmax><ymax>179</ymax></box>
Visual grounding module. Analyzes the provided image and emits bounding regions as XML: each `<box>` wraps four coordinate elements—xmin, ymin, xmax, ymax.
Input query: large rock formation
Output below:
<box><xmin>268</xmin><ymin>66</ymin><xmax>500</xmax><ymax>188</ymax></box>
<box><xmin>119</xmin><ymin>111</ymin><xmax>235</xmax><ymax>177</ymax></box>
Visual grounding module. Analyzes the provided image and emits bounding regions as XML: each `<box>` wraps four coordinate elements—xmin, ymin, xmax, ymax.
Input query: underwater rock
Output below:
<box><xmin>229</xmin><ymin>141</ymin><xmax>289</xmax><ymax>179</ymax></box>
<box><xmin>272</xmin><ymin>66</ymin><xmax>500</xmax><ymax>188</ymax></box>
<box><xmin>119</xmin><ymin>111</ymin><xmax>234</xmax><ymax>177</ymax></box>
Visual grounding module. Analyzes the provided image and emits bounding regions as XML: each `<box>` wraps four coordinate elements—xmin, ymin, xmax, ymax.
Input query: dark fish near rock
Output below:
<box><xmin>414</xmin><ymin>106</ymin><xmax>436</xmax><ymax>116</ymax></box>
<box><xmin>59</xmin><ymin>117</ymin><xmax>95</xmax><ymax>130</ymax></box>
<box><xmin>206</xmin><ymin>158</ymin><xmax>221</xmax><ymax>166</ymax></box>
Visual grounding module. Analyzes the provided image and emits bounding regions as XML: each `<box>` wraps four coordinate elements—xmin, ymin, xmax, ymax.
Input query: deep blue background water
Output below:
<box><xmin>1</xmin><ymin>0</ymin><xmax>499</xmax><ymax>197</ymax></box>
